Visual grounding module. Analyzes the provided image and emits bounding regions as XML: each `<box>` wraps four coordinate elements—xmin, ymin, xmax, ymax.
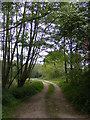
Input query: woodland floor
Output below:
<box><xmin>12</xmin><ymin>81</ymin><xmax>88</xmax><ymax>118</ymax></box>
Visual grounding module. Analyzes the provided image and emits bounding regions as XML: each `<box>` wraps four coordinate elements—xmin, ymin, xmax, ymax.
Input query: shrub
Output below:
<box><xmin>3</xmin><ymin>81</ymin><xmax>44</xmax><ymax>118</ymax></box>
<box><xmin>58</xmin><ymin>72</ymin><xmax>90</xmax><ymax>114</ymax></box>
<box><xmin>2</xmin><ymin>89</ymin><xmax>17</xmax><ymax>106</ymax></box>
<box><xmin>3</xmin><ymin>81</ymin><xmax>43</xmax><ymax>104</ymax></box>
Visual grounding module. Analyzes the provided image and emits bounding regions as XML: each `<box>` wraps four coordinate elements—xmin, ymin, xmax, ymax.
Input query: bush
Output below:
<box><xmin>58</xmin><ymin>72</ymin><xmax>90</xmax><ymax>114</ymax></box>
<box><xmin>68</xmin><ymin>66</ymin><xmax>83</xmax><ymax>85</ymax></box>
<box><xmin>2</xmin><ymin>89</ymin><xmax>17</xmax><ymax>106</ymax></box>
<box><xmin>2</xmin><ymin>81</ymin><xmax>44</xmax><ymax>118</ymax></box>
<box><xmin>3</xmin><ymin>81</ymin><xmax>43</xmax><ymax>104</ymax></box>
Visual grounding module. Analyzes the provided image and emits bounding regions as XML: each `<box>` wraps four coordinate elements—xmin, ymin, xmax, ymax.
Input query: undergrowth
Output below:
<box><xmin>2</xmin><ymin>81</ymin><xmax>44</xmax><ymax>118</ymax></box>
<box><xmin>50</xmin><ymin>75</ymin><xmax>90</xmax><ymax>115</ymax></box>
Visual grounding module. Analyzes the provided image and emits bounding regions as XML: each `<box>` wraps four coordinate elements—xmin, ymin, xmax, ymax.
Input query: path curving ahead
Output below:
<box><xmin>45</xmin><ymin>81</ymin><xmax>88</xmax><ymax>118</ymax></box>
<box><xmin>12</xmin><ymin>80</ymin><xmax>88</xmax><ymax>118</ymax></box>
<box><xmin>12</xmin><ymin>82</ymin><xmax>49</xmax><ymax>118</ymax></box>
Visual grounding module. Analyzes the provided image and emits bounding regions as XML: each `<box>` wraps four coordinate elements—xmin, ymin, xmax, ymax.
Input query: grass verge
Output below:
<box><xmin>45</xmin><ymin>83</ymin><xmax>58</xmax><ymax>118</ymax></box>
<box><xmin>2</xmin><ymin>81</ymin><xmax>43</xmax><ymax>118</ymax></box>
<box><xmin>46</xmin><ymin>84</ymin><xmax>54</xmax><ymax>99</ymax></box>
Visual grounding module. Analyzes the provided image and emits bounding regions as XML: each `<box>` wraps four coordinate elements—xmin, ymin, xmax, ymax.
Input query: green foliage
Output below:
<box><xmin>45</xmin><ymin>50</ymin><xmax>64</xmax><ymax>62</ymax></box>
<box><xmin>11</xmin><ymin>82</ymin><xmax>43</xmax><ymax>99</ymax></box>
<box><xmin>2</xmin><ymin>81</ymin><xmax>44</xmax><ymax>118</ymax></box>
<box><xmin>68</xmin><ymin>53</ymin><xmax>81</xmax><ymax>66</ymax></box>
<box><xmin>2</xmin><ymin>89</ymin><xmax>18</xmax><ymax>106</ymax></box>
<box><xmin>41</xmin><ymin>50</ymin><xmax>65</xmax><ymax>79</ymax></box>
<box><xmin>46</xmin><ymin>84</ymin><xmax>54</xmax><ymax>98</ymax></box>
<box><xmin>57</xmin><ymin>3</ymin><xmax>87</xmax><ymax>38</ymax></box>
<box><xmin>3</xmin><ymin>81</ymin><xmax>43</xmax><ymax>105</ymax></box>
<box><xmin>52</xmin><ymin>75</ymin><xmax>90</xmax><ymax>114</ymax></box>
<box><xmin>31</xmin><ymin>64</ymin><xmax>42</xmax><ymax>78</ymax></box>
<box><xmin>69</xmin><ymin>65</ymin><xmax>83</xmax><ymax>85</ymax></box>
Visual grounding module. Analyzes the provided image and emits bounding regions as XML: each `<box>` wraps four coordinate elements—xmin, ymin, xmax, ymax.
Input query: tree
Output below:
<box><xmin>30</xmin><ymin>64</ymin><xmax>42</xmax><ymax>78</ymax></box>
<box><xmin>41</xmin><ymin>50</ymin><xmax>65</xmax><ymax>79</ymax></box>
<box><xmin>45</xmin><ymin>2</ymin><xmax>88</xmax><ymax>83</ymax></box>
<box><xmin>1</xmin><ymin>2</ymin><xmax>57</xmax><ymax>88</ymax></box>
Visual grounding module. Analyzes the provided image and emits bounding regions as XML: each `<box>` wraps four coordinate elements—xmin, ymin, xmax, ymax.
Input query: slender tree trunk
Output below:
<box><xmin>64</xmin><ymin>37</ymin><xmax>68</xmax><ymax>83</ymax></box>
<box><xmin>10</xmin><ymin>28</ymin><xmax>12</xmax><ymax>82</ymax></box>
<box><xmin>17</xmin><ymin>71</ymin><xmax>28</xmax><ymax>87</ymax></box>
<box><xmin>2</xmin><ymin>4</ymin><xmax>10</xmax><ymax>88</ymax></box>
<box><xmin>70</xmin><ymin>38</ymin><xmax>73</xmax><ymax>71</ymax></box>
<box><xmin>87</xmin><ymin>1</ymin><xmax>90</xmax><ymax>70</ymax></box>
<box><xmin>2</xmin><ymin>8</ymin><xmax>5</xmax><ymax>88</ymax></box>
<box><xmin>20</xmin><ymin>3</ymin><xmax>26</xmax><ymax>76</ymax></box>
<box><xmin>15</xmin><ymin>10</ymin><xmax>20</xmax><ymax>86</ymax></box>
<box><xmin>5</xmin><ymin>3</ymin><xmax>27</xmax><ymax>86</ymax></box>
<box><xmin>70</xmin><ymin>33</ymin><xmax>73</xmax><ymax>82</ymax></box>
<box><xmin>6</xmin><ymin>20</ymin><xmax>22</xmax><ymax>86</ymax></box>
<box><xmin>7</xmin><ymin>21</ymin><xmax>10</xmax><ymax>84</ymax></box>
<box><xmin>20</xmin><ymin>22</ymin><xmax>25</xmax><ymax>76</ymax></box>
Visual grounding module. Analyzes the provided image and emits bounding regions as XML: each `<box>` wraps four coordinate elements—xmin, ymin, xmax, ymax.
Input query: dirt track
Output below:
<box><xmin>12</xmin><ymin>81</ymin><xmax>88</xmax><ymax>118</ymax></box>
<box><xmin>12</xmin><ymin>82</ymin><xmax>49</xmax><ymax>118</ymax></box>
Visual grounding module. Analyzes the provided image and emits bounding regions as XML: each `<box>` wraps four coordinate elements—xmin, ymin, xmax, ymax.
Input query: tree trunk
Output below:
<box><xmin>64</xmin><ymin>37</ymin><xmax>68</xmax><ymax>83</ymax></box>
<box><xmin>2</xmin><ymin>8</ymin><xmax>5</xmax><ymax>88</ymax></box>
<box><xmin>70</xmin><ymin>33</ymin><xmax>73</xmax><ymax>83</ymax></box>
<box><xmin>17</xmin><ymin>71</ymin><xmax>28</xmax><ymax>87</ymax></box>
<box><xmin>2</xmin><ymin>4</ymin><xmax>10</xmax><ymax>88</ymax></box>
